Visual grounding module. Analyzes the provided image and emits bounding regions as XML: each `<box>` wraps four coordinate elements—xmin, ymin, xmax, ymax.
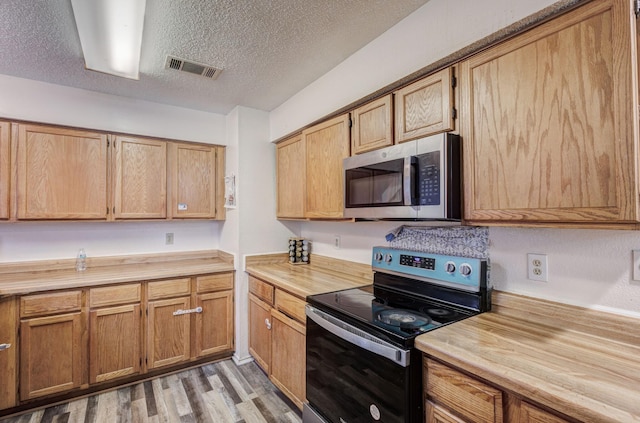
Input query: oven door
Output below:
<box><xmin>304</xmin><ymin>305</ymin><xmax>421</xmax><ymax>423</ymax></box>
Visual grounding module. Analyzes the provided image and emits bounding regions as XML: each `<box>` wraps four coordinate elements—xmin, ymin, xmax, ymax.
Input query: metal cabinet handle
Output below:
<box><xmin>0</xmin><ymin>343</ymin><xmax>11</xmax><ymax>351</ymax></box>
<box><xmin>172</xmin><ymin>306</ymin><xmax>203</xmax><ymax>316</ymax></box>
<box><xmin>265</xmin><ymin>318</ymin><xmax>271</xmax><ymax>330</ymax></box>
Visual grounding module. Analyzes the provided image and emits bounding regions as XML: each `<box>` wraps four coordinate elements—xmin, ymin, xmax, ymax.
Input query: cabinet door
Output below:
<box><xmin>112</xmin><ymin>135</ymin><xmax>167</xmax><ymax>219</ymax></box>
<box><xmin>519</xmin><ymin>402</ymin><xmax>572</xmax><ymax>423</ymax></box>
<box><xmin>461</xmin><ymin>0</ymin><xmax>637</xmax><ymax>224</ymax></box>
<box><xmin>147</xmin><ymin>297</ymin><xmax>191</xmax><ymax>369</ymax></box>
<box><xmin>270</xmin><ymin>308</ymin><xmax>305</xmax><ymax>410</ymax></box>
<box><xmin>351</xmin><ymin>94</ymin><xmax>393</xmax><ymax>154</ymax></box>
<box><xmin>0</xmin><ymin>298</ymin><xmax>17</xmax><ymax>409</ymax></box>
<box><xmin>248</xmin><ymin>294</ymin><xmax>272</xmax><ymax>373</ymax></box>
<box><xmin>426</xmin><ymin>401</ymin><xmax>467</xmax><ymax>423</ymax></box>
<box><xmin>394</xmin><ymin>67</ymin><xmax>455</xmax><ymax>143</ymax></box>
<box><xmin>303</xmin><ymin>113</ymin><xmax>351</xmax><ymax>218</ymax></box>
<box><xmin>89</xmin><ymin>304</ymin><xmax>142</xmax><ymax>384</ymax></box>
<box><xmin>20</xmin><ymin>312</ymin><xmax>84</xmax><ymax>400</ymax></box>
<box><xmin>276</xmin><ymin>134</ymin><xmax>305</xmax><ymax>219</ymax></box>
<box><xmin>169</xmin><ymin>142</ymin><xmax>217</xmax><ymax>219</ymax></box>
<box><xmin>194</xmin><ymin>290</ymin><xmax>234</xmax><ymax>357</ymax></box>
<box><xmin>0</xmin><ymin>121</ymin><xmax>10</xmax><ymax>220</ymax></box>
<box><xmin>15</xmin><ymin>124</ymin><xmax>108</xmax><ymax>220</ymax></box>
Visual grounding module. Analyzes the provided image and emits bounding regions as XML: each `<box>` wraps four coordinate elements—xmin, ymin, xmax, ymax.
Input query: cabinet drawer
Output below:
<box><xmin>197</xmin><ymin>273</ymin><xmax>233</xmax><ymax>293</ymax></box>
<box><xmin>275</xmin><ymin>289</ymin><xmax>306</xmax><ymax>324</ymax></box>
<box><xmin>425</xmin><ymin>358</ymin><xmax>503</xmax><ymax>423</ymax></box>
<box><xmin>20</xmin><ymin>291</ymin><xmax>82</xmax><ymax>318</ymax></box>
<box><xmin>148</xmin><ymin>278</ymin><xmax>191</xmax><ymax>300</ymax></box>
<box><xmin>249</xmin><ymin>276</ymin><xmax>274</xmax><ymax>305</ymax></box>
<box><xmin>89</xmin><ymin>283</ymin><xmax>141</xmax><ymax>308</ymax></box>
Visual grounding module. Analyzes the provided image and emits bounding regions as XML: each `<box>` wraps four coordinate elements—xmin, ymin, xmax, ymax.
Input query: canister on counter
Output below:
<box><xmin>289</xmin><ymin>237</ymin><xmax>310</xmax><ymax>265</ymax></box>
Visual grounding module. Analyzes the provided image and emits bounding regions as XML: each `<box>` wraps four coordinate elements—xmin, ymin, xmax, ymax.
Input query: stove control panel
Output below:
<box><xmin>372</xmin><ymin>246</ymin><xmax>488</xmax><ymax>291</ymax></box>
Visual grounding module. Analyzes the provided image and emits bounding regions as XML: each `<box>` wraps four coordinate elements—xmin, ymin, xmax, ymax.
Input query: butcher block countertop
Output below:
<box><xmin>245</xmin><ymin>253</ymin><xmax>373</xmax><ymax>299</ymax></box>
<box><xmin>416</xmin><ymin>290</ymin><xmax>640</xmax><ymax>423</ymax></box>
<box><xmin>0</xmin><ymin>250</ymin><xmax>234</xmax><ymax>297</ymax></box>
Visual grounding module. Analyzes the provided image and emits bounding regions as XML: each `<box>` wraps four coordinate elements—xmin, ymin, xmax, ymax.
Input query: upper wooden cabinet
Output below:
<box><xmin>168</xmin><ymin>142</ymin><xmax>222</xmax><ymax>219</ymax></box>
<box><xmin>461</xmin><ymin>0</ymin><xmax>638</xmax><ymax>226</ymax></box>
<box><xmin>303</xmin><ymin>113</ymin><xmax>351</xmax><ymax>218</ymax></box>
<box><xmin>276</xmin><ymin>134</ymin><xmax>305</xmax><ymax>219</ymax></box>
<box><xmin>394</xmin><ymin>67</ymin><xmax>455</xmax><ymax>143</ymax></box>
<box><xmin>14</xmin><ymin>124</ymin><xmax>109</xmax><ymax>220</ymax></box>
<box><xmin>112</xmin><ymin>135</ymin><xmax>167</xmax><ymax>219</ymax></box>
<box><xmin>0</xmin><ymin>121</ymin><xmax>10</xmax><ymax>220</ymax></box>
<box><xmin>351</xmin><ymin>94</ymin><xmax>393</xmax><ymax>154</ymax></box>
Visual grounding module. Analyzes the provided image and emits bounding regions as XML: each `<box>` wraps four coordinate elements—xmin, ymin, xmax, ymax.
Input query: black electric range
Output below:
<box><xmin>304</xmin><ymin>247</ymin><xmax>491</xmax><ymax>423</ymax></box>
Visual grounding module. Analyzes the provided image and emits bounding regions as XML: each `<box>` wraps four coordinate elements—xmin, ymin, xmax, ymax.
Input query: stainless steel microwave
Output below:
<box><xmin>343</xmin><ymin>133</ymin><xmax>461</xmax><ymax>220</ymax></box>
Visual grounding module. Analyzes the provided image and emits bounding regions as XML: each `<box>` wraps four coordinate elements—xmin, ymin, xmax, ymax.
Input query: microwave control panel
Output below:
<box><xmin>416</xmin><ymin>151</ymin><xmax>440</xmax><ymax>205</ymax></box>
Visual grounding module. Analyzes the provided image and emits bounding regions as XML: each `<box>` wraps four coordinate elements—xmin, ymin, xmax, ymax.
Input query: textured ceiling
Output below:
<box><xmin>0</xmin><ymin>0</ymin><xmax>429</xmax><ymax>114</ymax></box>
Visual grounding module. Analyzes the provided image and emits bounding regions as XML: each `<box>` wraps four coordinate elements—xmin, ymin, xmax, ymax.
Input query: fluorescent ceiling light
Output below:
<box><xmin>70</xmin><ymin>0</ymin><xmax>147</xmax><ymax>80</ymax></box>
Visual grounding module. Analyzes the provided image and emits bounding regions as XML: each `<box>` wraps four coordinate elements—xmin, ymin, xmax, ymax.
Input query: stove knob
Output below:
<box><xmin>445</xmin><ymin>261</ymin><xmax>456</xmax><ymax>274</ymax></box>
<box><xmin>460</xmin><ymin>263</ymin><xmax>472</xmax><ymax>277</ymax></box>
<box><xmin>374</xmin><ymin>252</ymin><xmax>383</xmax><ymax>262</ymax></box>
<box><xmin>384</xmin><ymin>253</ymin><xmax>393</xmax><ymax>263</ymax></box>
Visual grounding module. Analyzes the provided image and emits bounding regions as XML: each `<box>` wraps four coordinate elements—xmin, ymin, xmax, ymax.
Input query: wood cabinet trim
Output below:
<box><xmin>249</xmin><ymin>276</ymin><xmax>274</xmax><ymax>305</ymax></box>
<box><xmin>196</xmin><ymin>273</ymin><xmax>233</xmax><ymax>293</ymax></box>
<box><xmin>274</xmin><ymin>289</ymin><xmax>306</xmax><ymax>324</ymax></box>
<box><xmin>20</xmin><ymin>291</ymin><xmax>82</xmax><ymax>318</ymax></box>
<box><xmin>89</xmin><ymin>283</ymin><xmax>141</xmax><ymax>308</ymax></box>
<box><xmin>147</xmin><ymin>278</ymin><xmax>191</xmax><ymax>300</ymax></box>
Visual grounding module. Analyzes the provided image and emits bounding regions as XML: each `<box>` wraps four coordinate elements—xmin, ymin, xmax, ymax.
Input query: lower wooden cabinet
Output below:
<box><xmin>147</xmin><ymin>296</ymin><xmax>192</xmax><ymax>369</ymax></box>
<box><xmin>1</xmin><ymin>271</ymin><xmax>234</xmax><ymax>415</ymax></box>
<box><xmin>20</xmin><ymin>312</ymin><xmax>84</xmax><ymax>400</ymax></box>
<box><xmin>248</xmin><ymin>275</ymin><xmax>306</xmax><ymax>409</ymax></box>
<box><xmin>248</xmin><ymin>294</ymin><xmax>272</xmax><ymax>372</ymax></box>
<box><xmin>0</xmin><ymin>298</ymin><xmax>17</xmax><ymax>409</ymax></box>
<box><xmin>424</xmin><ymin>357</ymin><xmax>572</xmax><ymax>423</ymax></box>
<box><xmin>270</xmin><ymin>308</ymin><xmax>306</xmax><ymax>409</ymax></box>
<box><xmin>19</xmin><ymin>291</ymin><xmax>85</xmax><ymax>401</ymax></box>
<box><xmin>194</xmin><ymin>290</ymin><xmax>234</xmax><ymax>357</ymax></box>
<box><xmin>89</xmin><ymin>283</ymin><xmax>142</xmax><ymax>384</ymax></box>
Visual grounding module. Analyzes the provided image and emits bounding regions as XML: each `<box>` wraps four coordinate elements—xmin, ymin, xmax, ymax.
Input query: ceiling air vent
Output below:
<box><xmin>165</xmin><ymin>56</ymin><xmax>222</xmax><ymax>80</ymax></box>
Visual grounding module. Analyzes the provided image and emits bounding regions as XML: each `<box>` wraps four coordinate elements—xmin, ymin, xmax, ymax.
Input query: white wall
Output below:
<box><xmin>0</xmin><ymin>75</ymin><xmax>227</xmax><ymax>262</ymax></box>
<box><xmin>270</xmin><ymin>0</ymin><xmax>640</xmax><ymax>316</ymax></box>
<box><xmin>221</xmin><ymin>106</ymin><xmax>298</xmax><ymax>364</ymax></box>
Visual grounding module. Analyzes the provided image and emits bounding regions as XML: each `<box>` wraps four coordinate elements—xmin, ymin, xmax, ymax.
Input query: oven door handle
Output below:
<box><xmin>306</xmin><ymin>305</ymin><xmax>410</xmax><ymax>367</ymax></box>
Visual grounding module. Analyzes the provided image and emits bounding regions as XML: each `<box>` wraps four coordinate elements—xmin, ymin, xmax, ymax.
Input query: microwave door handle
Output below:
<box><xmin>403</xmin><ymin>156</ymin><xmax>414</xmax><ymax>206</ymax></box>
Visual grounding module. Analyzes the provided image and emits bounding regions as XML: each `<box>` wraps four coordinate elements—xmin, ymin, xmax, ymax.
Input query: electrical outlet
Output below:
<box><xmin>527</xmin><ymin>253</ymin><xmax>548</xmax><ymax>282</ymax></box>
<box><xmin>165</xmin><ymin>233</ymin><xmax>174</xmax><ymax>245</ymax></box>
<box><xmin>334</xmin><ymin>235</ymin><xmax>341</xmax><ymax>249</ymax></box>
<box><xmin>632</xmin><ymin>250</ymin><xmax>640</xmax><ymax>281</ymax></box>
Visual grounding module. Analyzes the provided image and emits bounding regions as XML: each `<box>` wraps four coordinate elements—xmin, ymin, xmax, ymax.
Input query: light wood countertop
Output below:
<box><xmin>245</xmin><ymin>253</ymin><xmax>373</xmax><ymax>299</ymax></box>
<box><xmin>0</xmin><ymin>250</ymin><xmax>234</xmax><ymax>297</ymax></box>
<box><xmin>416</xmin><ymin>291</ymin><xmax>640</xmax><ymax>423</ymax></box>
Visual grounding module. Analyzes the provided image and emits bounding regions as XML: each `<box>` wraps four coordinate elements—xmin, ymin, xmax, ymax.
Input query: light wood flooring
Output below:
<box><xmin>0</xmin><ymin>360</ymin><xmax>302</xmax><ymax>423</ymax></box>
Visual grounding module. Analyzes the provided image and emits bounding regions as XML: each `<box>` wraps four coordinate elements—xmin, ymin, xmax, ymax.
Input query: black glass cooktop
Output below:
<box><xmin>306</xmin><ymin>284</ymin><xmax>477</xmax><ymax>347</ymax></box>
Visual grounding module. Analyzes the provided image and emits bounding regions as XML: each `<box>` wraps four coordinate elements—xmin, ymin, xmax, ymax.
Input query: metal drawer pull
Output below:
<box><xmin>172</xmin><ymin>307</ymin><xmax>203</xmax><ymax>316</ymax></box>
<box><xmin>265</xmin><ymin>318</ymin><xmax>271</xmax><ymax>330</ymax></box>
<box><xmin>0</xmin><ymin>343</ymin><xmax>11</xmax><ymax>351</ymax></box>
